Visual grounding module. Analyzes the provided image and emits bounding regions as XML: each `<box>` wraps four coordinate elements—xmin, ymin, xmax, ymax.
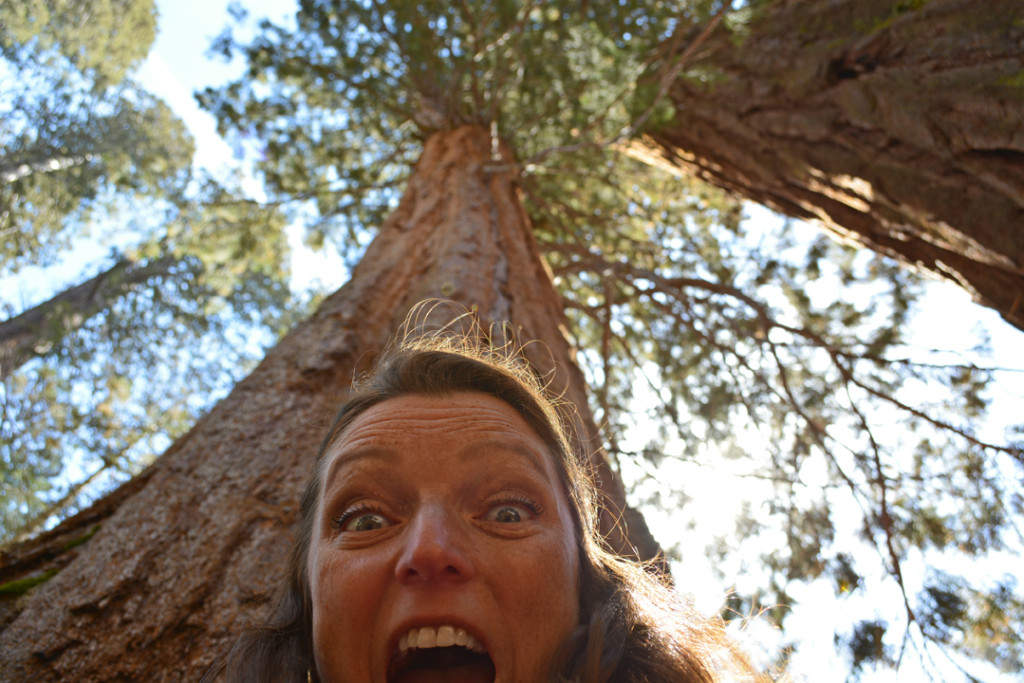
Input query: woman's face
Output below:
<box><xmin>308</xmin><ymin>392</ymin><xmax>580</xmax><ymax>683</ymax></box>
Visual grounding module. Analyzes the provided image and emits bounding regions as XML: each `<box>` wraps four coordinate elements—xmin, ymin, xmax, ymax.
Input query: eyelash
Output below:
<box><xmin>489</xmin><ymin>494</ymin><xmax>544</xmax><ymax>517</ymax></box>
<box><xmin>331</xmin><ymin>503</ymin><xmax>388</xmax><ymax>531</ymax></box>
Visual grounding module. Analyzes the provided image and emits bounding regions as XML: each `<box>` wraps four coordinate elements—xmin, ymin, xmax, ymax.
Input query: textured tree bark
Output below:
<box><xmin>0</xmin><ymin>256</ymin><xmax>178</xmax><ymax>377</ymax></box>
<box><xmin>633</xmin><ymin>0</ymin><xmax>1024</xmax><ymax>331</ymax></box>
<box><xmin>0</xmin><ymin>126</ymin><xmax>658</xmax><ymax>681</ymax></box>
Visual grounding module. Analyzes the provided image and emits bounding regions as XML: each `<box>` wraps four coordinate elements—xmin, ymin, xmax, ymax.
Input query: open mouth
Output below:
<box><xmin>387</xmin><ymin>626</ymin><xmax>496</xmax><ymax>683</ymax></box>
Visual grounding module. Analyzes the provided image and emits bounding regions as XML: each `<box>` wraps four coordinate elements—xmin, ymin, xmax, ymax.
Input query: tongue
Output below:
<box><xmin>390</xmin><ymin>660</ymin><xmax>494</xmax><ymax>683</ymax></box>
<box><xmin>390</xmin><ymin>647</ymin><xmax>496</xmax><ymax>683</ymax></box>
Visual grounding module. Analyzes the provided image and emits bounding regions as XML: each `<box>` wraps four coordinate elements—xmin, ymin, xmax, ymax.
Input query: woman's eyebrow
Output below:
<box><xmin>463</xmin><ymin>438</ymin><xmax>551</xmax><ymax>478</ymax></box>
<box><xmin>323</xmin><ymin>446</ymin><xmax>397</xmax><ymax>490</ymax></box>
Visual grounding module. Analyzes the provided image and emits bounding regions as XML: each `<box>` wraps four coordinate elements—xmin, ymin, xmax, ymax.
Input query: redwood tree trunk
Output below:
<box><xmin>633</xmin><ymin>0</ymin><xmax>1024</xmax><ymax>331</ymax></box>
<box><xmin>0</xmin><ymin>126</ymin><xmax>658</xmax><ymax>681</ymax></box>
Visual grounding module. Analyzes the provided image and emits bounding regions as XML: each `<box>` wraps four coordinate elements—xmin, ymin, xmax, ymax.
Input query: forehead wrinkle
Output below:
<box><xmin>321</xmin><ymin>395</ymin><xmax>557</xmax><ymax>491</ymax></box>
<box><xmin>323</xmin><ymin>430</ymin><xmax>557</xmax><ymax>493</ymax></box>
<box><xmin>325</xmin><ymin>436</ymin><xmax>553</xmax><ymax>492</ymax></box>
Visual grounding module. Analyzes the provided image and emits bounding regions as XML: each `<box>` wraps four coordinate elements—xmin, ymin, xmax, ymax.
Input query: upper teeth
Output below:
<box><xmin>398</xmin><ymin>625</ymin><xmax>486</xmax><ymax>654</ymax></box>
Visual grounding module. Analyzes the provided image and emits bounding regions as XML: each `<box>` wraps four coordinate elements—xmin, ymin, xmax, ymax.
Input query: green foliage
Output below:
<box><xmin>847</xmin><ymin>620</ymin><xmax>891</xmax><ymax>673</ymax></box>
<box><xmin>0</xmin><ymin>0</ymin><xmax>193</xmax><ymax>273</ymax></box>
<box><xmin>536</xmin><ymin>154</ymin><xmax>1021</xmax><ymax>678</ymax></box>
<box><xmin>0</xmin><ymin>77</ymin><xmax>195</xmax><ymax>272</ymax></box>
<box><xmin>198</xmin><ymin>0</ymin><xmax>720</xmax><ymax>254</ymax></box>
<box><xmin>0</xmin><ymin>178</ymin><xmax>304</xmax><ymax>542</ymax></box>
<box><xmin>0</xmin><ymin>0</ymin><xmax>156</xmax><ymax>85</ymax></box>
<box><xmin>0</xmin><ymin>1</ymin><xmax>306</xmax><ymax>542</ymax></box>
<box><xmin>906</xmin><ymin>571</ymin><xmax>1024</xmax><ymax>676</ymax></box>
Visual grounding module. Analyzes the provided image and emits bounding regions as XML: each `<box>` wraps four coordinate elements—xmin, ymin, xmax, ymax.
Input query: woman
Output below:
<box><xmin>215</xmin><ymin>333</ymin><xmax>758</xmax><ymax>682</ymax></box>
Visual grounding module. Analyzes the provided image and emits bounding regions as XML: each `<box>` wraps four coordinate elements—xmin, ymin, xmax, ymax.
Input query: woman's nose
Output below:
<box><xmin>395</xmin><ymin>506</ymin><xmax>474</xmax><ymax>584</ymax></box>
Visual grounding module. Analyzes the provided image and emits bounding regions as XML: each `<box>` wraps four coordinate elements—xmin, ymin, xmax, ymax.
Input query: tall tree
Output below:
<box><xmin>0</xmin><ymin>0</ymin><xmax>296</xmax><ymax>540</ymax></box>
<box><xmin>0</xmin><ymin>0</ymin><xmax>192</xmax><ymax>272</ymax></box>
<box><xmin>0</xmin><ymin>180</ymin><xmax>297</xmax><ymax>542</ymax></box>
<box><xmin>1</xmin><ymin>2</ymin><xmax>1021</xmax><ymax>681</ymax></box>
<box><xmin>0</xmin><ymin>125</ymin><xmax>655</xmax><ymax>681</ymax></box>
<box><xmin>0</xmin><ymin>73</ymin><xmax>195</xmax><ymax>272</ymax></box>
<box><xmin>0</xmin><ymin>180</ymin><xmax>290</xmax><ymax>377</ymax></box>
<box><xmin>1</xmin><ymin>256</ymin><xmax>177</xmax><ymax>373</ymax></box>
<box><xmin>632</xmin><ymin>0</ymin><xmax>1024</xmax><ymax>331</ymax></box>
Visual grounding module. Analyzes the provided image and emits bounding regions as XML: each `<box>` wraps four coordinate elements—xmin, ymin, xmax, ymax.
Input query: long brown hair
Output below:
<box><xmin>211</xmin><ymin>334</ymin><xmax>759</xmax><ymax>682</ymax></box>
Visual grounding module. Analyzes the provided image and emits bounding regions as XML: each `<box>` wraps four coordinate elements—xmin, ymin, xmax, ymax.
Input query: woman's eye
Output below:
<box><xmin>339</xmin><ymin>511</ymin><xmax>392</xmax><ymax>532</ymax></box>
<box><xmin>484</xmin><ymin>502</ymin><xmax>534</xmax><ymax>523</ymax></box>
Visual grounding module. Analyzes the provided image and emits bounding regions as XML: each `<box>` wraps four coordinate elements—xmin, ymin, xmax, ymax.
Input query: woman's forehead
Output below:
<box><xmin>346</xmin><ymin>391</ymin><xmax>541</xmax><ymax>438</ymax></box>
<box><xmin>322</xmin><ymin>392</ymin><xmax>557</xmax><ymax>480</ymax></box>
